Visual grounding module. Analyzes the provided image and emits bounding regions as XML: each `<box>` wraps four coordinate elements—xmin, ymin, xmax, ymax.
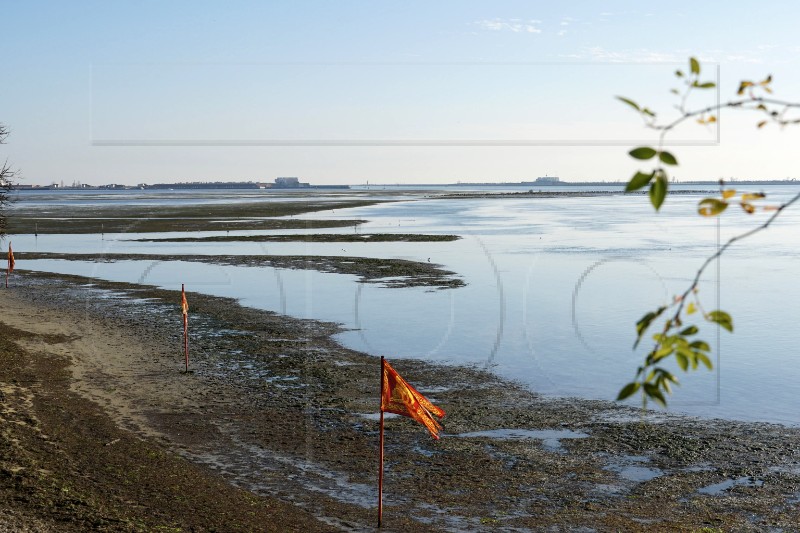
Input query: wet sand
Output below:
<box><xmin>2</xmin><ymin>271</ymin><xmax>800</xmax><ymax>531</ymax></box>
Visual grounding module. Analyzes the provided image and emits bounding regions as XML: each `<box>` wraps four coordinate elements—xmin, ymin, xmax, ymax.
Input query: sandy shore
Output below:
<box><xmin>2</xmin><ymin>272</ymin><xmax>800</xmax><ymax>531</ymax></box>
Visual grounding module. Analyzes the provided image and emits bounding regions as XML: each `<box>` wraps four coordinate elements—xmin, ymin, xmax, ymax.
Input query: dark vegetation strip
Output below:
<box><xmin>10</xmin><ymin>217</ymin><xmax>366</xmax><ymax>234</ymax></box>
<box><xmin>8</xmin><ymin>199</ymin><xmax>382</xmax><ymax>234</ymax></box>
<box><xmin>130</xmin><ymin>233</ymin><xmax>461</xmax><ymax>243</ymax></box>
<box><xmin>16</xmin><ymin>252</ymin><xmax>465</xmax><ymax>289</ymax></box>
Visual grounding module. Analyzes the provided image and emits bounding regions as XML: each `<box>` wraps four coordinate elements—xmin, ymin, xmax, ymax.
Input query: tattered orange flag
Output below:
<box><xmin>377</xmin><ymin>357</ymin><xmax>445</xmax><ymax>526</ymax></box>
<box><xmin>8</xmin><ymin>243</ymin><xmax>14</xmax><ymax>274</ymax></box>
<box><xmin>381</xmin><ymin>358</ymin><xmax>445</xmax><ymax>439</ymax></box>
<box><xmin>5</xmin><ymin>242</ymin><xmax>14</xmax><ymax>288</ymax></box>
<box><xmin>181</xmin><ymin>285</ymin><xmax>188</xmax><ymax>317</ymax></box>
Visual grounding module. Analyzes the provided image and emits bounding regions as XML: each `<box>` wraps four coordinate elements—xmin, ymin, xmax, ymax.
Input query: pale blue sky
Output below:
<box><xmin>3</xmin><ymin>1</ymin><xmax>800</xmax><ymax>185</ymax></box>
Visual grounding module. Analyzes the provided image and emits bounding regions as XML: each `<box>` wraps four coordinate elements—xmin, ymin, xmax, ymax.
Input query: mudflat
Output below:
<box><xmin>1</xmin><ymin>272</ymin><xmax>799</xmax><ymax>531</ymax></box>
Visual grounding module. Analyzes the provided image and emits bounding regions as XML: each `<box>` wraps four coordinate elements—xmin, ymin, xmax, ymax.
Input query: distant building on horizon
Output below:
<box><xmin>273</xmin><ymin>176</ymin><xmax>309</xmax><ymax>188</ymax></box>
<box><xmin>519</xmin><ymin>176</ymin><xmax>561</xmax><ymax>186</ymax></box>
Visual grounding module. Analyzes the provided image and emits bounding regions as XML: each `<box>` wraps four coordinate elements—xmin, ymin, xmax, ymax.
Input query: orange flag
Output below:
<box><xmin>381</xmin><ymin>358</ymin><xmax>445</xmax><ymax>439</ymax></box>
<box><xmin>181</xmin><ymin>285</ymin><xmax>188</xmax><ymax>316</ymax></box>
<box><xmin>8</xmin><ymin>243</ymin><xmax>14</xmax><ymax>274</ymax></box>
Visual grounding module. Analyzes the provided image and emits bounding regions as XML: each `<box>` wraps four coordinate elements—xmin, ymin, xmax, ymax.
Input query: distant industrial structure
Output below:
<box><xmin>525</xmin><ymin>176</ymin><xmax>561</xmax><ymax>185</ymax></box>
<box><xmin>273</xmin><ymin>176</ymin><xmax>309</xmax><ymax>188</ymax></box>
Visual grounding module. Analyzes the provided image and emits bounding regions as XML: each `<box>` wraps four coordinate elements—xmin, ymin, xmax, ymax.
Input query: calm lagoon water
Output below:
<box><xmin>9</xmin><ymin>186</ymin><xmax>800</xmax><ymax>425</ymax></box>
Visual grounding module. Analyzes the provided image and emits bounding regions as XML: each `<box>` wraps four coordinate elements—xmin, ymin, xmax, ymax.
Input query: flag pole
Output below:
<box><xmin>378</xmin><ymin>356</ymin><xmax>385</xmax><ymax>528</ymax></box>
<box><xmin>182</xmin><ymin>284</ymin><xmax>189</xmax><ymax>372</ymax></box>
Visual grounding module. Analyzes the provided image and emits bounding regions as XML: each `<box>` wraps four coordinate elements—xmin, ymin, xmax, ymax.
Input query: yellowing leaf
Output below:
<box><xmin>740</xmin><ymin>202</ymin><xmax>756</xmax><ymax>214</ymax></box>
<box><xmin>757</xmin><ymin>120</ymin><xmax>768</xmax><ymax>128</ymax></box>
<box><xmin>741</xmin><ymin>192</ymin><xmax>766</xmax><ymax>201</ymax></box>
<box><xmin>686</xmin><ymin>302</ymin><xmax>697</xmax><ymax>315</ymax></box>
<box><xmin>721</xmin><ymin>189</ymin><xmax>736</xmax><ymax>199</ymax></box>
<box><xmin>698</xmin><ymin>197</ymin><xmax>728</xmax><ymax>216</ymax></box>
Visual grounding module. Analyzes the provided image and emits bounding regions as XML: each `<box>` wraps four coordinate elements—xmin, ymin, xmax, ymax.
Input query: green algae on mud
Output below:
<box><xmin>16</xmin><ymin>252</ymin><xmax>466</xmax><ymax>289</ymax></box>
<box><xmin>129</xmin><ymin>233</ymin><xmax>461</xmax><ymax>243</ymax></box>
<box><xmin>7</xmin><ymin>199</ymin><xmax>381</xmax><ymax>234</ymax></box>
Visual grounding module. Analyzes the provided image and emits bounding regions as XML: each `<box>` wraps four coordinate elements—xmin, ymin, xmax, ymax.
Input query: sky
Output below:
<box><xmin>3</xmin><ymin>0</ymin><xmax>800</xmax><ymax>186</ymax></box>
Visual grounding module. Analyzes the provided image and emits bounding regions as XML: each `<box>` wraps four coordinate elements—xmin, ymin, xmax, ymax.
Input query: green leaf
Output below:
<box><xmin>616</xmin><ymin>96</ymin><xmax>640</xmax><ymax>112</ymax></box>
<box><xmin>629</xmin><ymin>146</ymin><xmax>658</xmax><ymax>160</ymax></box>
<box><xmin>626</xmin><ymin>171</ymin><xmax>654</xmax><ymax>192</ymax></box>
<box><xmin>644</xmin><ymin>383</ymin><xmax>667</xmax><ymax>408</ymax></box>
<box><xmin>617</xmin><ymin>381</ymin><xmax>641</xmax><ymax>401</ymax></box>
<box><xmin>696</xmin><ymin>81</ymin><xmax>716</xmax><ymax>89</ymax></box>
<box><xmin>679</xmin><ymin>325</ymin><xmax>698</xmax><ymax>336</ymax></box>
<box><xmin>698</xmin><ymin>198</ymin><xmax>728</xmax><ymax>217</ymax></box>
<box><xmin>634</xmin><ymin>306</ymin><xmax>666</xmax><ymax>348</ymax></box>
<box><xmin>675</xmin><ymin>352</ymin><xmax>689</xmax><ymax>371</ymax></box>
<box><xmin>689</xmin><ymin>340</ymin><xmax>711</xmax><ymax>352</ymax></box>
<box><xmin>677</xmin><ymin>346</ymin><xmax>697</xmax><ymax>368</ymax></box>
<box><xmin>649</xmin><ymin>172</ymin><xmax>667</xmax><ymax>211</ymax></box>
<box><xmin>696</xmin><ymin>352</ymin><xmax>713</xmax><ymax>370</ymax></box>
<box><xmin>658</xmin><ymin>151</ymin><xmax>678</xmax><ymax>165</ymax></box>
<box><xmin>707</xmin><ymin>310</ymin><xmax>733</xmax><ymax>332</ymax></box>
<box><xmin>675</xmin><ymin>70</ymin><xmax>684</xmax><ymax>78</ymax></box>
<box><xmin>652</xmin><ymin>345</ymin><xmax>674</xmax><ymax>363</ymax></box>
<box><xmin>690</xmin><ymin>57</ymin><xmax>700</xmax><ymax>75</ymax></box>
<box><xmin>661</xmin><ymin>369</ymin><xmax>679</xmax><ymax>384</ymax></box>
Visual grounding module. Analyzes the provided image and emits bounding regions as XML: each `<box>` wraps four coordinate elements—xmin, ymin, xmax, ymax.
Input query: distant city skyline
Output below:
<box><xmin>4</xmin><ymin>1</ymin><xmax>800</xmax><ymax>186</ymax></box>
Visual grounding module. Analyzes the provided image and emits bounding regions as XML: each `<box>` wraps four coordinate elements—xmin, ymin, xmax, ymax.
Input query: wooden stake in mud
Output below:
<box><xmin>181</xmin><ymin>284</ymin><xmax>189</xmax><ymax>372</ymax></box>
<box><xmin>378</xmin><ymin>356</ymin><xmax>385</xmax><ymax>528</ymax></box>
